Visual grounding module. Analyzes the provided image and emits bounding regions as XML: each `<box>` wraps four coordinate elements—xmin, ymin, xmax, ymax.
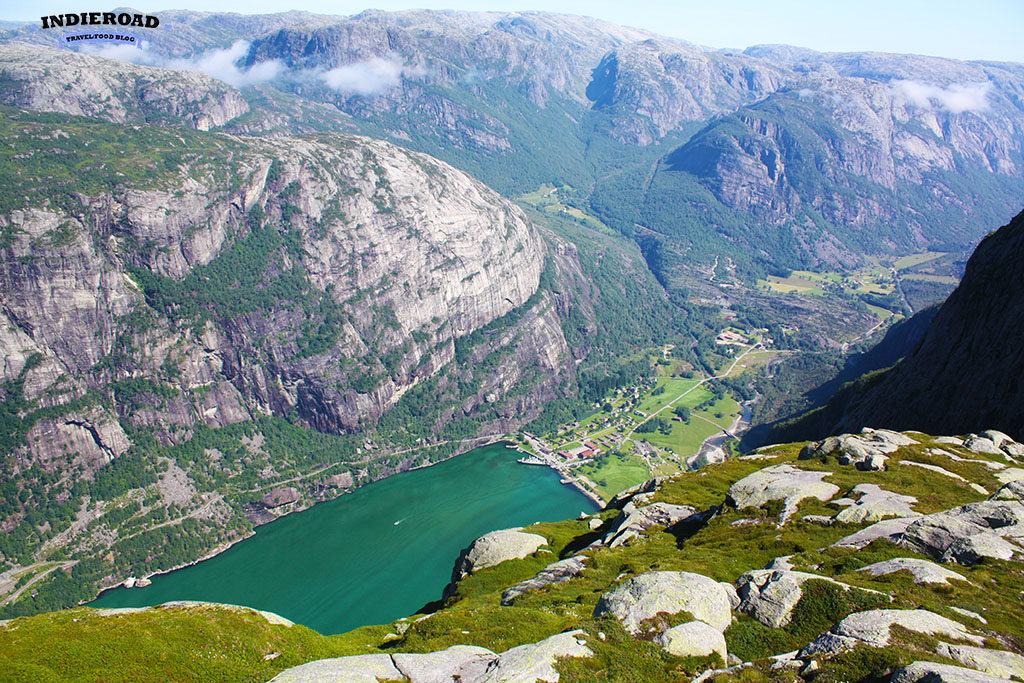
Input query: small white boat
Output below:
<box><xmin>394</xmin><ymin>519</ymin><xmax>405</xmax><ymax>526</ymax></box>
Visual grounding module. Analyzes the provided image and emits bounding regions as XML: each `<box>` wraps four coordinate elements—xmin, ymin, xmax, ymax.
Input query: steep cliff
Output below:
<box><xmin>771</xmin><ymin>208</ymin><xmax>1024</xmax><ymax>441</ymax></box>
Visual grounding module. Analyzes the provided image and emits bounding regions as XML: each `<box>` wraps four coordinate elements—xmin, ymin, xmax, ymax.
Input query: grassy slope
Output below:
<box><xmin>1</xmin><ymin>433</ymin><xmax>1021</xmax><ymax>682</ymax></box>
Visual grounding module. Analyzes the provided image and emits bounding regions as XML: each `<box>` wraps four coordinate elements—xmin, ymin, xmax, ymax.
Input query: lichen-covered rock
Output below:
<box><xmin>898</xmin><ymin>500</ymin><xmax>1024</xmax><ymax>564</ymax></box>
<box><xmin>391</xmin><ymin>645</ymin><xmax>498</xmax><ymax>683</ymax></box>
<box><xmin>596</xmin><ymin>501</ymin><xmax>700</xmax><ymax>548</ymax></box>
<box><xmin>992</xmin><ymin>480</ymin><xmax>1024</xmax><ymax>501</ymax></box>
<box><xmin>452</xmin><ymin>528</ymin><xmax>548</xmax><ymax>580</ymax></box>
<box><xmin>936</xmin><ymin>643</ymin><xmax>1024</xmax><ymax>680</ymax></box>
<box><xmin>799</xmin><ymin>429</ymin><xmax>917</xmax><ymax>471</ymax></box>
<box><xmin>501</xmin><ymin>557</ymin><xmax>587</xmax><ymax>605</ymax></box>
<box><xmin>857</xmin><ymin>558</ymin><xmax>966</xmax><ymax>584</ymax></box>
<box><xmin>475</xmin><ymin>630</ymin><xmax>592</xmax><ymax>683</ymax></box>
<box><xmin>833</xmin><ymin>484</ymin><xmax>919</xmax><ymax>524</ymax></box>
<box><xmin>736</xmin><ymin>570</ymin><xmax>886</xmax><ymax>628</ymax></box>
<box><xmin>890</xmin><ymin>661</ymin><xmax>1010</xmax><ymax>683</ymax></box>
<box><xmin>727</xmin><ymin>464</ymin><xmax>839</xmax><ymax>523</ymax></box>
<box><xmin>801</xmin><ymin>609</ymin><xmax>982</xmax><ymax>656</ymax></box>
<box><xmin>594</xmin><ymin>571</ymin><xmax>732</xmax><ymax>634</ymax></box>
<box><xmin>832</xmin><ymin>516</ymin><xmax>919</xmax><ymax>549</ymax></box>
<box><xmin>655</xmin><ymin>621</ymin><xmax>728</xmax><ymax>661</ymax></box>
<box><xmin>269</xmin><ymin>654</ymin><xmax>401</xmax><ymax>682</ymax></box>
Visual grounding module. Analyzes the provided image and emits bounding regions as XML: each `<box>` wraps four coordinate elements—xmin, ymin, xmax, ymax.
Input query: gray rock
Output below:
<box><xmin>598</xmin><ymin>501</ymin><xmax>700</xmax><ymax>548</ymax></box>
<box><xmin>801</xmin><ymin>609</ymin><xmax>982</xmax><ymax>656</ymax></box>
<box><xmin>899</xmin><ymin>500</ymin><xmax>1024</xmax><ymax>564</ymax></box>
<box><xmin>857</xmin><ymin>558</ymin><xmax>966</xmax><ymax>584</ymax></box>
<box><xmin>833</xmin><ymin>484</ymin><xmax>920</xmax><ymax>524</ymax></box>
<box><xmin>801</xmin><ymin>514</ymin><xmax>835</xmax><ymax>525</ymax></box>
<box><xmin>979</xmin><ymin>430</ymin><xmax>1015</xmax><ymax>448</ymax></box>
<box><xmin>936</xmin><ymin>642</ymin><xmax>1024</xmax><ymax>680</ymax></box>
<box><xmin>392</xmin><ymin>645</ymin><xmax>497</xmax><ymax>683</ymax></box>
<box><xmin>940</xmin><ymin>532</ymin><xmax>1020</xmax><ymax>564</ymax></box>
<box><xmin>764</xmin><ymin>556</ymin><xmax>795</xmax><ymax>570</ymax></box>
<box><xmin>594</xmin><ymin>571</ymin><xmax>733</xmax><ymax>634</ymax></box>
<box><xmin>719</xmin><ymin>582</ymin><xmax>741</xmax><ymax>610</ymax></box>
<box><xmin>587</xmin><ymin>517</ymin><xmax>603</xmax><ymax>530</ymax></box>
<box><xmin>476</xmin><ymin>630</ymin><xmax>592</xmax><ymax>683</ymax></box>
<box><xmin>995</xmin><ymin>468</ymin><xmax>1024</xmax><ymax>484</ymax></box>
<box><xmin>949</xmin><ymin>607</ymin><xmax>986</xmax><ymax>624</ymax></box>
<box><xmin>501</xmin><ymin>557</ymin><xmax>587</xmax><ymax>605</ymax></box>
<box><xmin>727</xmin><ymin>464</ymin><xmax>839</xmax><ymax>523</ymax></box>
<box><xmin>655</xmin><ymin>621</ymin><xmax>728</xmax><ymax>661</ymax></box>
<box><xmin>992</xmin><ymin>480</ymin><xmax>1024</xmax><ymax>501</ymax></box>
<box><xmin>269</xmin><ymin>654</ymin><xmax>402</xmax><ymax>682</ymax></box>
<box><xmin>799</xmin><ymin>429</ymin><xmax>917</xmax><ymax>471</ymax></box>
<box><xmin>261</xmin><ymin>487</ymin><xmax>300</xmax><ymax>508</ymax></box>
<box><xmin>736</xmin><ymin>570</ymin><xmax>887</xmax><ymax>628</ymax></box>
<box><xmin>964</xmin><ymin>436</ymin><xmax>1004</xmax><ymax>455</ymax></box>
<box><xmin>890</xmin><ymin>661</ymin><xmax>1010</xmax><ymax>683</ymax></box>
<box><xmin>453</xmin><ymin>528</ymin><xmax>548</xmax><ymax>580</ymax></box>
<box><xmin>832</xmin><ymin>516</ymin><xmax>919</xmax><ymax>549</ymax></box>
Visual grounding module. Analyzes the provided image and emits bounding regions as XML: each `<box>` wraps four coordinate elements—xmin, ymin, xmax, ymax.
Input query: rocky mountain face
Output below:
<box><xmin>4</xmin><ymin>428</ymin><xmax>1024</xmax><ymax>682</ymax></box>
<box><xmin>5</xmin><ymin>11</ymin><xmax>1024</xmax><ymax>276</ymax></box>
<box><xmin>771</xmin><ymin>209</ymin><xmax>1024</xmax><ymax>442</ymax></box>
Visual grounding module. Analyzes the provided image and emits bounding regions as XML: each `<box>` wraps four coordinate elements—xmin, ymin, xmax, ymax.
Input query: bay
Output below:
<box><xmin>89</xmin><ymin>442</ymin><xmax>598</xmax><ymax>634</ymax></box>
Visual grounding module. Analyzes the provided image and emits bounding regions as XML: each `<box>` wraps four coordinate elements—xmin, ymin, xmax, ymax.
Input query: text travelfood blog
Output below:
<box><xmin>41</xmin><ymin>12</ymin><xmax>159</xmax><ymax>29</ymax></box>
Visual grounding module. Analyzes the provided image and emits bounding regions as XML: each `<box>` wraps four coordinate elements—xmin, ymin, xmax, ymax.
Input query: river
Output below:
<box><xmin>89</xmin><ymin>442</ymin><xmax>598</xmax><ymax>634</ymax></box>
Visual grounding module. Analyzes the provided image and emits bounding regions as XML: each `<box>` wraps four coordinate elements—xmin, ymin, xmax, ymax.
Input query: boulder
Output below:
<box><xmin>269</xmin><ymin>654</ymin><xmax>401</xmax><ymax>682</ymax></box>
<box><xmin>261</xmin><ymin>486</ymin><xmax>299</xmax><ymax>508</ymax></box>
<box><xmin>963</xmin><ymin>436</ymin><xmax>1004</xmax><ymax>455</ymax></box>
<box><xmin>594</xmin><ymin>571</ymin><xmax>732</xmax><ymax>634</ymax></box>
<box><xmin>936</xmin><ymin>643</ymin><xmax>1024</xmax><ymax>680</ymax></box>
<box><xmin>501</xmin><ymin>557</ymin><xmax>587</xmax><ymax>605</ymax></box>
<box><xmin>833</xmin><ymin>484</ymin><xmax>919</xmax><ymax>524</ymax></box>
<box><xmin>596</xmin><ymin>501</ymin><xmax>701</xmax><ymax>548</ymax></box>
<box><xmin>452</xmin><ymin>528</ymin><xmax>548</xmax><ymax>581</ymax></box>
<box><xmin>801</xmin><ymin>609</ymin><xmax>982</xmax><ymax>656</ymax></box>
<box><xmin>727</xmin><ymin>464</ymin><xmax>839</xmax><ymax>524</ymax></box>
<box><xmin>890</xmin><ymin>661</ymin><xmax>1009</xmax><ymax>683</ymax></box>
<box><xmin>832</xmin><ymin>517</ymin><xmax>918</xmax><ymax>549</ymax></box>
<box><xmin>475</xmin><ymin>630</ymin><xmax>592</xmax><ymax>683</ymax></box>
<box><xmin>992</xmin><ymin>480</ymin><xmax>1024</xmax><ymax>501</ymax></box>
<box><xmin>799</xmin><ymin>429</ymin><xmax>917</xmax><ymax>471</ymax></box>
<box><xmin>392</xmin><ymin>645</ymin><xmax>498</xmax><ymax>683</ymax></box>
<box><xmin>736</xmin><ymin>570</ymin><xmax>887</xmax><ymax>628</ymax></box>
<box><xmin>995</xmin><ymin>468</ymin><xmax>1024</xmax><ymax>484</ymax></box>
<box><xmin>719</xmin><ymin>582</ymin><xmax>741</xmax><ymax>610</ymax></box>
<box><xmin>655</xmin><ymin>621</ymin><xmax>728</xmax><ymax>661</ymax></box>
<box><xmin>857</xmin><ymin>558</ymin><xmax>966</xmax><ymax>584</ymax></box>
<box><xmin>898</xmin><ymin>500</ymin><xmax>1024</xmax><ymax>564</ymax></box>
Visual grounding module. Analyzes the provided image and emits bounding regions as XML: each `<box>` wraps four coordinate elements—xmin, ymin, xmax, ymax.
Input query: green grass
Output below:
<box><xmin>578</xmin><ymin>452</ymin><xmax>652</xmax><ymax>497</ymax></box>
<box><xmin>636</xmin><ymin>378</ymin><xmax>703</xmax><ymax>415</ymax></box>
<box><xmin>644</xmin><ymin>419</ymin><xmax>722</xmax><ymax>457</ymax></box>
<box><xmin>893</xmin><ymin>251</ymin><xmax>946</xmax><ymax>270</ymax></box>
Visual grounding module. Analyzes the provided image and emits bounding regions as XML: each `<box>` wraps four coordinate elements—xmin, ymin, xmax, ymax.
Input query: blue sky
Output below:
<box><xmin>5</xmin><ymin>0</ymin><xmax>1023</xmax><ymax>63</ymax></box>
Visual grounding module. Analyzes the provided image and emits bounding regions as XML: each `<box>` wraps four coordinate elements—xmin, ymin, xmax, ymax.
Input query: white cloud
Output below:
<box><xmin>893</xmin><ymin>80</ymin><xmax>991</xmax><ymax>114</ymax></box>
<box><xmin>80</xmin><ymin>40</ymin><xmax>283</xmax><ymax>89</ymax></box>
<box><xmin>319</xmin><ymin>58</ymin><xmax>406</xmax><ymax>95</ymax></box>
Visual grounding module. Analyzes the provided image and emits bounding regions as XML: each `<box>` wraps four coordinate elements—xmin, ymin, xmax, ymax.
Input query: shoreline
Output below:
<box><xmin>85</xmin><ymin>436</ymin><xmax>591</xmax><ymax>606</ymax></box>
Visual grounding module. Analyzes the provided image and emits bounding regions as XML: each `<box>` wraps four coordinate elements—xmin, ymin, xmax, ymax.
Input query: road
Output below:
<box><xmin>0</xmin><ymin>561</ymin><xmax>77</xmax><ymax>608</ymax></box>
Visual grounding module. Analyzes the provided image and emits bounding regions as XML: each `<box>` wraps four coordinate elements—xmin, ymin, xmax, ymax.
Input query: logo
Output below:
<box><xmin>40</xmin><ymin>11</ymin><xmax>160</xmax><ymax>30</ymax></box>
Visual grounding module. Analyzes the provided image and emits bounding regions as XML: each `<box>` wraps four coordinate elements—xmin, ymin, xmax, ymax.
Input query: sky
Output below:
<box><xmin>3</xmin><ymin>0</ymin><xmax>1023</xmax><ymax>64</ymax></box>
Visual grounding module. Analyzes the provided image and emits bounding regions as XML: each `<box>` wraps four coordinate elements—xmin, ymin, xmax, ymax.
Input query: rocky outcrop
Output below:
<box><xmin>451</xmin><ymin>529</ymin><xmax>548</xmax><ymax>582</ymax></box>
<box><xmin>890</xmin><ymin>661</ymin><xmax>1010</xmax><ymax>683</ymax></box>
<box><xmin>500</xmin><ymin>557</ymin><xmax>587</xmax><ymax>606</ymax></box>
<box><xmin>736</xmin><ymin>569</ymin><xmax>887</xmax><ymax>628</ymax></box>
<box><xmin>899</xmin><ymin>500</ymin><xmax>1024</xmax><ymax>564</ymax></box>
<box><xmin>0</xmin><ymin>43</ymin><xmax>249</xmax><ymax>129</ymax></box>
<box><xmin>595</xmin><ymin>501</ymin><xmax>701</xmax><ymax>548</ymax></box>
<box><xmin>832</xmin><ymin>484</ymin><xmax>920</xmax><ymax>524</ymax></box>
<box><xmin>857</xmin><ymin>558</ymin><xmax>966</xmax><ymax>585</ymax></box>
<box><xmin>594</xmin><ymin>571</ymin><xmax>732</xmax><ymax>634</ymax></box>
<box><xmin>727</xmin><ymin>464</ymin><xmax>839</xmax><ymax>523</ymax></box>
<box><xmin>261</xmin><ymin>487</ymin><xmax>299</xmax><ymax>508</ymax></box>
<box><xmin>799</xmin><ymin>429</ymin><xmax>918</xmax><ymax>472</ymax></box>
<box><xmin>801</xmin><ymin>609</ymin><xmax>982</xmax><ymax>655</ymax></box>
<box><xmin>270</xmin><ymin>631</ymin><xmax>592</xmax><ymax>683</ymax></box>
<box><xmin>936</xmin><ymin>643</ymin><xmax>1024</xmax><ymax>680</ymax></box>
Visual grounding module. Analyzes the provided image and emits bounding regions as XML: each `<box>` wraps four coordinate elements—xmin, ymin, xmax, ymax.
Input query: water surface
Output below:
<box><xmin>90</xmin><ymin>443</ymin><xmax>597</xmax><ymax>634</ymax></box>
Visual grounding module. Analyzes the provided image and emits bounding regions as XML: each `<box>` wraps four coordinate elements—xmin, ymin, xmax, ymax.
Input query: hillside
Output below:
<box><xmin>770</xmin><ymin>208</ymin><xmax>1024</xmax><ymax>443</ymax></box>
<box><xmin>1</xmin><ymin>428</ymin><xmax>1022</xmax><ymax>682</ymax></box>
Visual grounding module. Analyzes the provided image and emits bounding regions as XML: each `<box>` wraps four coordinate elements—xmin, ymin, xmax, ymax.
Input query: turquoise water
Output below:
<box><xmin>89</xmin><ymin>443</ymin><xmax>597</xmax><ymax>634</ymax></box>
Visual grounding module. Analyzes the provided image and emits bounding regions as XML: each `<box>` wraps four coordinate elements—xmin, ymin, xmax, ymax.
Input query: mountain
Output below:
<box><xmin>770</xmin><ymin>208</ymin><xmax>1024</xmax><ymax>442</ymax></box>
<box><xmin>3</xmin><ymin>428</ymin><xmax>1023</xmax><ymax>682</ymax></box>
<box><xmin>6</xmin><ymin>10</ymin><xmax>1023</xmax><ymax>280</ymax></box>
